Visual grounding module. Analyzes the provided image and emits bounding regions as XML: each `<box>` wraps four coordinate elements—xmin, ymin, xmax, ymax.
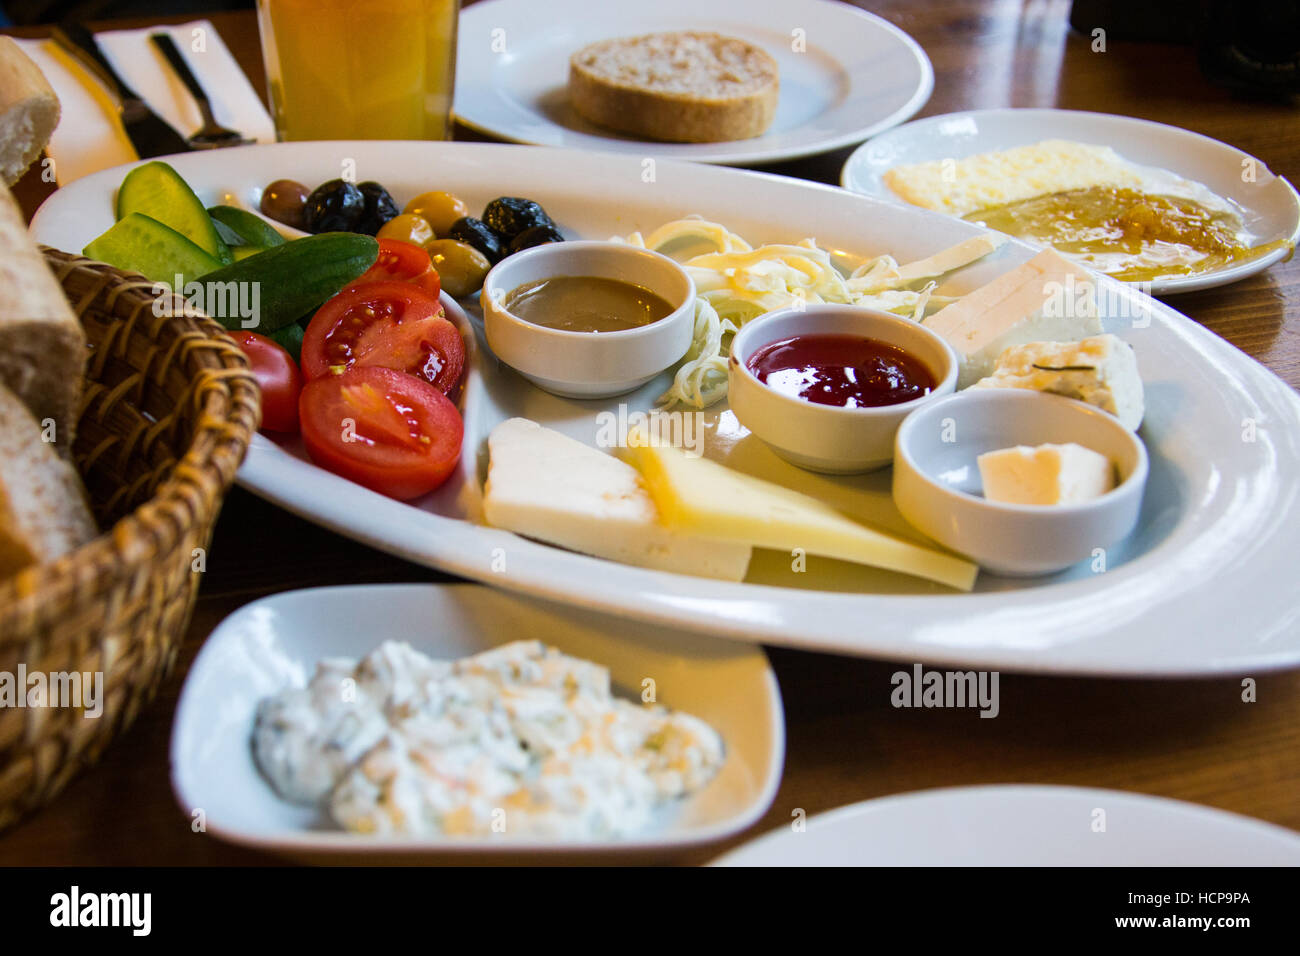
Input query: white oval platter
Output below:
<box><xmin>31</xmin><ymin>140</ymin><xmax>1300</xmax><ymax>676</ymax></box>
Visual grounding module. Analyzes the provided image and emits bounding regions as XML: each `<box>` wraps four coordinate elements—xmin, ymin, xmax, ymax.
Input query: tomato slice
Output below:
<box><xmin>301</xmin><ymin>280</ymin><xmax>465</xmax><ymax>397</ymax></box>
<box><xmin>299</xmin><ymin>366</ymin><xmax>463</xmax><ymax>499</ymax></box>
<box><xmin>229</xmin><ymin>330</ymin><xmax>302</xmax><ymax>433</ymax></box>
<box><xmin>348</xmin><ymin>237</ymin><xmax>441</xmax><ymax>301</ymax></box>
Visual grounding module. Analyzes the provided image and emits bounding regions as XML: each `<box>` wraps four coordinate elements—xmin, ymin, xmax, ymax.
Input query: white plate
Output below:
<box><xmin>169</xmin><ymin>583</ymin><xmax>783</xmax><ymax>861</ymax></box>
<box><xmin>712</xmin><ymin>785</ymin><xmax>1300</xmax><ymax>866</ymax></box>
<box><xmin>31</xmin><ymin>141</ymin><xmax>1300</xmax><ymax>677</ymax></box>
<box><xmin>453</xmin><ymin>0</ymin><xmax>933</xmax><ymax>165</ymax></box>
<box><xmin>840</xmin><ymin>108</ymin><xmax>1300</xmax><ymax>294</ymax></box>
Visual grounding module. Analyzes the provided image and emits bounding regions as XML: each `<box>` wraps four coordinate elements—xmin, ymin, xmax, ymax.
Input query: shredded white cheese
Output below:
<box><xmin>615</xmin><ymin>216</ymin><xmax>1002</xmax><ymax>409</ymax></box>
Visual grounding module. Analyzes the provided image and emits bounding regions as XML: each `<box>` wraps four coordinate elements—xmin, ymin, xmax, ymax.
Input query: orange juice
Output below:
<box><xmin>257</xmin><ymin>0</ymin><xmax>458</xmax><ymax>141</ymax></box>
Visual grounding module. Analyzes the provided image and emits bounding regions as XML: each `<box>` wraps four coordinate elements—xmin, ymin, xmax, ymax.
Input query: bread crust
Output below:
<box><xmin>0</xmin><ymin>184</ymin><xmax>86</xmax><ymax>451</ymax></box>
<box><xmin>0</xmin><ymin>383</ymin><xmax>95</xmax><ymax>578</ymax></box>
<box><xmin>0</xmin><ymin>36</ymin><xmax>60</xmax><ymax>186</ymax></box>
<box><xmin>569</xmin><ymin>32</ymin><xmax>778</xmax><ymax>143</ymax></box>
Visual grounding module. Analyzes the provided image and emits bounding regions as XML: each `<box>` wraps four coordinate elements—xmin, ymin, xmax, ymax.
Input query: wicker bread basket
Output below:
<box><xmin>0</xmin><ymin>249</ymin><xmax>259</xmax><ymax>831</ymax></box>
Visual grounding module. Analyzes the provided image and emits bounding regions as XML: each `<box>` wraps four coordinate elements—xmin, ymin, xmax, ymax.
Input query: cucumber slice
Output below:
<box><xmin>116</xmin><ymin>161</ymin><xmax>233</xmax><ymax>265</ymax></box>
<box><xmin>84</xmin><ymin>213</ymin><xmax>222</xmax><ymax>290</ymax></box>
<box><xmin>208</xmin><ymin>205</ymin><xmax>287</xmax><ymax>249</ymax></box>
<box><xmin>197</xmin><ymin>232</ymin><xmax>378</xmax><ymax>333</ymax></box>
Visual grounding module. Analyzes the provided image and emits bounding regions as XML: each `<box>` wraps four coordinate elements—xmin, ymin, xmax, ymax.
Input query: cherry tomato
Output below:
<box><xmin>229</xmin><ymin>330</ymin><xmax>302</xmax><ymax>433</ymax></box>
<box><xmin>299</xmin><ymin>366</ymin><xmax>463</xmax><ymax>499</ymax></box>
<box><xmin>302</xmin><ymin>281</ymin><xmax>465</xmax><ymax>398</ymax></box>
<box><xmin>348</xmin><ymin>237</ymin><xmax>441</xmax><ymax>301</ymax></box>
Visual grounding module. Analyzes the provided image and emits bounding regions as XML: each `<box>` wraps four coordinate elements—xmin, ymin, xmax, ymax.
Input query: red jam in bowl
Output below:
<box><xmin>746</xmin><ymin>334</ymin><xmax>936</xmax><ymax>408</ymax></box>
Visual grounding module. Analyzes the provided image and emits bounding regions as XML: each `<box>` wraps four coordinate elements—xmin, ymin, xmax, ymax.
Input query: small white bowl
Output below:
<box><xmin>728</xmin><ymin>304</ymin><xmax>958</xmax><ymax>474</ymax></box>
<box><xmin>893</xmin><ymin>390</ymin><xmax>1149</xmax><ymax>576</ymax></box>
<box><xmin>481</xmin><ymin>240</ymin><xmax>695</xmax><ymax>399</ymax></box>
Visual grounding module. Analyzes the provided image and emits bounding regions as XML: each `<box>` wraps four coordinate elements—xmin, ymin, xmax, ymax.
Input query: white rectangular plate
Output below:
<box><xmin>169</xmin><ymin>583</ymin><xmax>784</xmax><ymax>861</ymax></box>
<box><xmin>31</xmin><ymin>141</ymin><xmax>1300</xmax><ymax>676</ymax></box>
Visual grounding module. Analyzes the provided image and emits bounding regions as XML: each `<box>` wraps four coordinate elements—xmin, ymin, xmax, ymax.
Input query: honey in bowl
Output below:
<box><xmin>504</xmin><ymin>276</ymin><xmax>675</xmax><ymax>333</ymax></box>
<box><xmin>747</xmin><ymin>334</ymin><xmax>936</xmax><ymax>408</ymax></box>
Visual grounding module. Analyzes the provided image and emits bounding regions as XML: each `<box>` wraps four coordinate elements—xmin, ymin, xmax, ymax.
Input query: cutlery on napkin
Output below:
<box><xmin>17</xmin><ymin>20</ymin><xmax>275</xmax><ymax>185</ymax></box>
<box><xmin>51</xmin><ymin>22</ymin><xmax>193</xmax><ymax>160</ymax></box>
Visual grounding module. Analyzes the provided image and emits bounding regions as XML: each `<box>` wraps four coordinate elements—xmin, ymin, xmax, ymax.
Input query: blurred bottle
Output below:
<box><xmin>1198</xmin><ymin>0</ymin><xmax>1300</xmax><ymax>98</ymax></box>
<box><xmin>1070</xmin><ymin>0</ymin><xmax>1300</xmax><ymax>98</ymax></box>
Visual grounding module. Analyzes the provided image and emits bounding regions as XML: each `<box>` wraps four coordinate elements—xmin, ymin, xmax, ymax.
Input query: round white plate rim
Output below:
<box><xmin>30</xmin><ymin>140</ymin><xmax>1300</xmax><ymax>679</ymax></box>
<box><xmin>710</xmin><ymin>784</ymin><xmax>1300</xmax><ymax>866</ymax></box>
<box><xmin>169</xmin><ymin>582</ymin><xmax>786</xmax><ymax>857</ymax></box>
<box><xmin>453</xmin><ymin>0</ymin><xmax>934</xmax><ymax>166</ymax></box>
<box><xmin>840</xmin><ymin>107</ymin><xmax>1300</xmax><ymax>294</ymax></box>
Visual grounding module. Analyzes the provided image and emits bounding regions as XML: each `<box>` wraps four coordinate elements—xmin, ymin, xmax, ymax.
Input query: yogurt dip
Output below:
<box><xmin>252</xmin><ymin>639</ymin><xmax>725</xmax><ymax>838</ymax></box>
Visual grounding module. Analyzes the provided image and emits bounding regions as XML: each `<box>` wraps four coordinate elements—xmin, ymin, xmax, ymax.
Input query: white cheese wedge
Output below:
<box><xmin>483</xmin><ymin>418</ymin><xmax>751</xmax><ymax>581</ymax></box>
<box><xmin>977</xmin><ymin>443</ymin><xmax>1114</xmax><ymax>506</ymax></box>
<box><xmin>969</xmin><ymin>333</ymin><xmax>1144</xmax><ymax>430</ymax></box>
<box><xmin>894</xmin><ymin>233</ymin><xmax>1008</xmax><ymax>284</ymax></box>
<box><xmin>923</xmin><ymin>248</ymin><xmax>1104</xmax><ymax>387</ymax></box>
<box><xmin>622</xmin><ymin>427</ymin><xmax>978</xmax><ymax>592</ymax></box>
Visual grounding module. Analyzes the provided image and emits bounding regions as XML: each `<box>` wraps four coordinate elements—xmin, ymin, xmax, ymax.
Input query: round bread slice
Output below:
<box><xmin>569</xmin><ymin>31</ymin><xmax>778</xmax><ymax>144</ymax></box>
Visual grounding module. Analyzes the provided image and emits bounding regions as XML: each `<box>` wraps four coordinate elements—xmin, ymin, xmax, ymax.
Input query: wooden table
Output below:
<box><xmin>3</xmin><ymin>1</ymin><xmax>1298</xmax><ymax>865</ymax></box>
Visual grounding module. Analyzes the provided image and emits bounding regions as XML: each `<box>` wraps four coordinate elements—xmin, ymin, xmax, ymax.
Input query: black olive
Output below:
<box><xmin>482</xmin><ymin>197</ymin><xmax>555</xmax><ymax>242</ymax></box>
<box><xmin>449</xmin><ymin>216</ymin><xmax>505</xmax><ymax>263</ymax></box>
<box><xmin>303</xmin><ymin>179</ymin><xmax>365</xmax><ymax>233</ymax></box>
<box><xmin>508</xmin><ymin>225</ymin><xmax>565</xmax><ymax>254</ymax></box>
<box><xmin>354</xmin><ymin>181</ymin><xmax>399</xmax><ymax>235</ymax></box>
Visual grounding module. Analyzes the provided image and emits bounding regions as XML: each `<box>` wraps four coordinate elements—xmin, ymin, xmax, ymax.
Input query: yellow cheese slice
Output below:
<box><xmin>622</xmin><ymin>429</ymin><xmax>978</xmax><ymax>592</ymax></box>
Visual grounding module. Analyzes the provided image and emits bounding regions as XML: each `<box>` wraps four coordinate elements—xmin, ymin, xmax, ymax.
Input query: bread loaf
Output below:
<box><xmin>569</xmin><ymin>32</ymin><xmax>778</xmax><ymax>143</ymax></box>
<box><xmin>0</xmin><ymin>382</ymin><xmax>96</xmax><ymax>578</ymax></box>
<box><xmin>0</xmin><ymin>182</ymin><xmax>87</xmax><ymax>448</ymax></box>
<box><xmin>0</xmin><ymin>37</ymin><xmax>60</xmax><ymax>186</ymax></box>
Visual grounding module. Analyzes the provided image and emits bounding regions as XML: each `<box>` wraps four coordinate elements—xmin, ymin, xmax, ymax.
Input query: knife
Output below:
<box><xmin>52</xmin><ymin>22</ymin><xmax>192</xmax><ymax>159</ymax></box>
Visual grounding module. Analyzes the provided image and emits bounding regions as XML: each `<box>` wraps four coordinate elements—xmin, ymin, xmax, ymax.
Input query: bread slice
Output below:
<box><xmin>569</xmin><ymin>32</ymin><xmax>778</xmax><ymax>143</ymax></box>
<box><xmin>0</xmin><ymin>182</ymin><xmax>87</xmax><ymax>449</ymax></box>
<box><xmin>0</xmin><ymin>382</ymin><xmax>96</xmax><ymax>578</ymax></box>
<box><xmin>0</xmin><ymin>37</ymin><xmax>60</xmax><ymax>186</ymax></box>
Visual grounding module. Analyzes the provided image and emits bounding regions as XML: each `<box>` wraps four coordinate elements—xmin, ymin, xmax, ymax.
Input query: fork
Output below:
<box><xmin>150</xmin><ymin>32</ymin><xmax>252</xmax><ymax>149</ymax></box>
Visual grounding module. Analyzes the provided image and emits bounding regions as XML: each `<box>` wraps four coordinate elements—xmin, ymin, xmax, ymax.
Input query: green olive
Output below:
<box><xmin>404</xmin><ymin>191</ymin><xmax>471</xmax><ymax>237</ymax></box>
<box><xmin>425</xmin><ymin>239</ymin><xmax>491</xmax><ymax>297</ymax></box>
<box><xmin>377</xmin><ymin>213</ymin><xmax>436</xmax><ymax>246</ymax></box>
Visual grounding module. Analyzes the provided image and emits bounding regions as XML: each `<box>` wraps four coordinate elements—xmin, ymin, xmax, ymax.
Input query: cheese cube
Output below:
<box><xmin>977</xmin><ymin>443</ymin><xmax>1115</xmax><ymax>505</ymax></box>
<box><xmin>969</xmin><ymin>334</ymin><xmax>1144</xmax><ymax>430</ymax></box>
<box><xmin>483</xmin><ymin>418</ymin><xmax>751</xmax><ymax>581</ymax></box>
<box><xmin>923</xmin><ymin>249</ymin><xmax>1103</xmax><ymax>387</ymax></box>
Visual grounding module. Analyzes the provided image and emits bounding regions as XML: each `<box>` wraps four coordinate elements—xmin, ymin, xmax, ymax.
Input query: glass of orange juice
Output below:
<box><xmin>257</xmin><ymin>0</ymin><xmax>459</xmax><ymax>141</ymax></box>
